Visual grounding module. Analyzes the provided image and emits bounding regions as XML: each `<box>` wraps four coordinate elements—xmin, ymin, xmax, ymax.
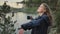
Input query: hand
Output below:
<box><xmin>19</xmin><ymin>28</ymin><xmax>24</xmax><ymax>34</ymax></box>
<box><xmin>27</xmin><ymin>16</ymin><xmax>33</xmax><ymax>20</ymax></box>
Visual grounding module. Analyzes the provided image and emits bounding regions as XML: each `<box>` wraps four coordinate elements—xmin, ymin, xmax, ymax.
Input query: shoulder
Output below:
<box><xmin>40</xmin><ymin>14</ymin><xmax>49</xmax><ymax>20</ymax></box>
<box><xmin>36</xmin><ymin>14</ymin><xmax>49</xmax><ymax>20</ymax></box>
<box><xmin>42</xmin><ymin>14</ymin><xmax>48</xmax><ymax>18</ymax></box>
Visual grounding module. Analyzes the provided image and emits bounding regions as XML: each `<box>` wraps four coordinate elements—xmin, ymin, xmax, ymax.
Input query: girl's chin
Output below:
<box><xmin>37</xmin><ymin>10</ymin><xmax>43</xmax><ymax>13</ymax></box>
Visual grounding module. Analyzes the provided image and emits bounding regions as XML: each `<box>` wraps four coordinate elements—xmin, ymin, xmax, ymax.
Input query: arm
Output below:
<box><xmin>21</xmin><ymin>15</ymin><xmax>49</xmax><ymax>30</ymax></box>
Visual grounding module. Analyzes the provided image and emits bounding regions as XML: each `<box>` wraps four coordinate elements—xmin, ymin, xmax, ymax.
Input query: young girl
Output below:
<box><xmin>19</xmin><ymin>3</ymin><xmax>52</xmax><ymax>34</ymax></box>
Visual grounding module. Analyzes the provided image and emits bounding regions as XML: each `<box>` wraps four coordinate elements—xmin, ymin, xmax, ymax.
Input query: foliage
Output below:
<box><xmin>0</xmin><ymin>2</ymin><xmax>11</xmax><ymax>13</ymax></box>
<box><xmin>0</xmin><ymin>2</ymin><xmax>16</xmax><ymax>34</ymax></box>
<box><xmin>23</xmin><ymin>7</ymin><xmax>37</xmax><ymax>14</ymax></box>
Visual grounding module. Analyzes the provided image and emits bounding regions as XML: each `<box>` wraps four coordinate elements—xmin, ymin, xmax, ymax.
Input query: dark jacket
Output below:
<box><xmin>21</xmin><ymin>14</ymin><xmax>50</xmax><ymax>34</ymax></box>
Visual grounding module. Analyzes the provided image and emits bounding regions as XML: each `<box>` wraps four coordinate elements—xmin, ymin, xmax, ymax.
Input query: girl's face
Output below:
<box><xmin>37</xmin><ymin>4</ymin><xmax>46</xmax><ymax>13</ymax></box>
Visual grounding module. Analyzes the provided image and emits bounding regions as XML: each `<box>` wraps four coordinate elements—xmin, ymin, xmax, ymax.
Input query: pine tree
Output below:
<box><xmin>0</xmin><ymin>2</ymin><xmax>16</xmax><ymax>34</ymax></box>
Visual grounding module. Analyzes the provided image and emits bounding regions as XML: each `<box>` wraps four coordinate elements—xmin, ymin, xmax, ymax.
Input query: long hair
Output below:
<box><xmin>41</xmin><ymin>3</ymin><xmax>52</xmax><ymax>26</ymax></box>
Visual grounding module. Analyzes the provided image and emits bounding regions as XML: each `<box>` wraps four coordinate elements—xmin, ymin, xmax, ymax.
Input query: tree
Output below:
<box><xmin>54</xmin><ymin>0</ymin><xmax>60</xmax><ymax>34</ymax></box>
<box><xmin>1</xmin><ymin>2</ymin><xmax>11</xmax><ymax>13</ymax></box>
<box><xmin>0</xmin><ymin>2</ymin><xmax>16</xmax><ymax>34</ymax></box>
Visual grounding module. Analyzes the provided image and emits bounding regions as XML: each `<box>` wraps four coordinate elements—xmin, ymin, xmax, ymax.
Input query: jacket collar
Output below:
<box><xmin>39</xmin><ymin>13</ymin><xmax>47</xmax><ymax>17</ymax></box>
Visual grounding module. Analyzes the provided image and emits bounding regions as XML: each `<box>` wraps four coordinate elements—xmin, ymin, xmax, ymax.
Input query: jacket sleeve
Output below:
<box><xmin>21</xmin><ymin>15</ymin><xmax>49</xmax><ymax>30</ymax></box>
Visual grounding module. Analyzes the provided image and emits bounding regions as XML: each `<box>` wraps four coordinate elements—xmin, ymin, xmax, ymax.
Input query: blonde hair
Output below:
<box><xmin>41</xmin><ymin>3</ymin><xmax>52</xmax><ymax>26</ymax></box>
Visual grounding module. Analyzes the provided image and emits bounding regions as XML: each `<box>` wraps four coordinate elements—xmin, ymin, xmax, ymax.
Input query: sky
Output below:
<box><xmin>0</xmin><ymin>0</ymin><xmax>23</xmax><ymax>2</ymax></box>
<box><xmin>0</xmin><ymin>0</ymin><xmax>24</xmax><ymax>8</ymax></box>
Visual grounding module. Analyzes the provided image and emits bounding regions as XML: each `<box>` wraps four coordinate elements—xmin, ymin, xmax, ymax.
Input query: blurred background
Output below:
<box><xmin>0</xmin><ymin>0</ymin><xmax>60</xmax><ymax>34</ymax></box>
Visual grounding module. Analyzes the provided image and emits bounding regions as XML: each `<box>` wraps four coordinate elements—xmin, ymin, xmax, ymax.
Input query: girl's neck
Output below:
<box><xmin>39</xmin><ymin>13</ymin><xmax>44</xmax><ymax>16</ymax></box>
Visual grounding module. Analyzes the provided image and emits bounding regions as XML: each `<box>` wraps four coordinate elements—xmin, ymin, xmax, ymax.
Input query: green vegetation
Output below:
<box><xmin>0</xmin><ymin>2</ymin><xmax>16</xmax><ymax>34</ymax></box>
<box><xmin>0</xmin><ymin>2</ymin><xmax>11</xmax><ymax>13</ymax></box>
<box><xmin>23</xmin><ymin>7</ymin><xmax>37</xmax><ymax>14</ymax></box>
